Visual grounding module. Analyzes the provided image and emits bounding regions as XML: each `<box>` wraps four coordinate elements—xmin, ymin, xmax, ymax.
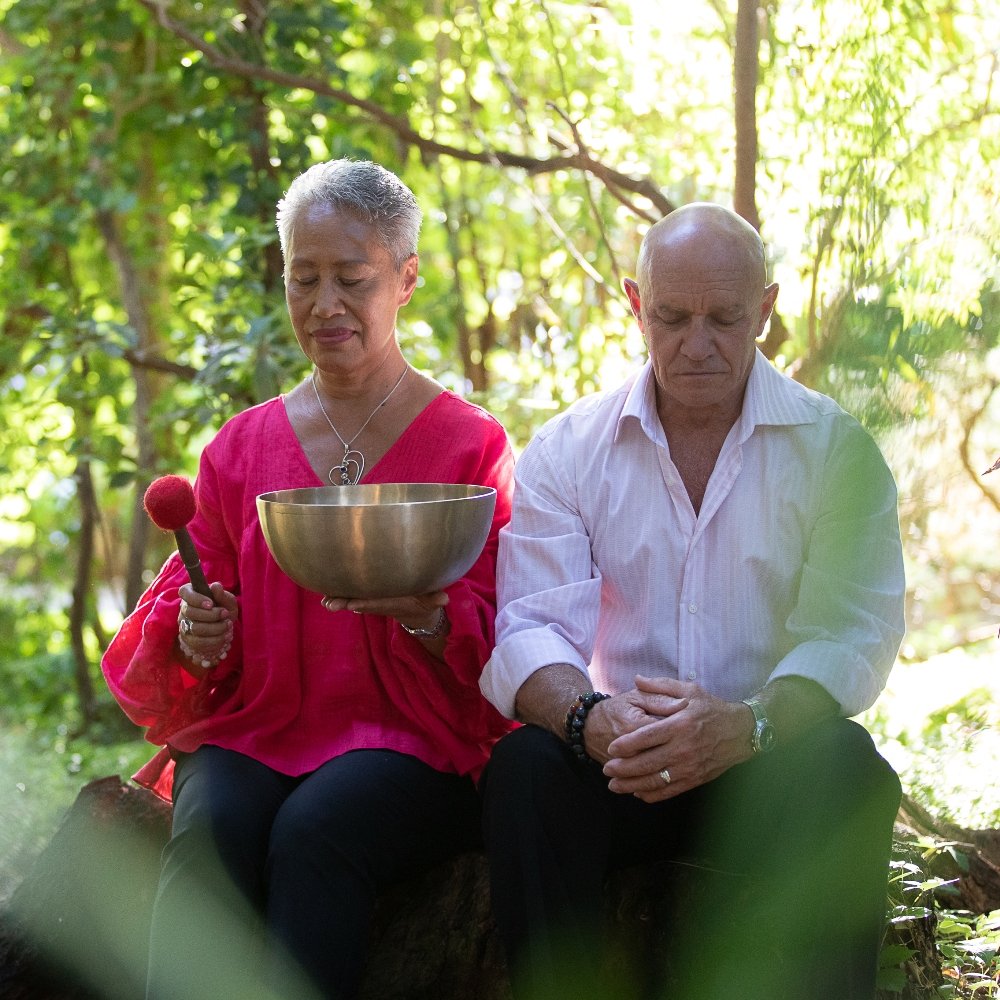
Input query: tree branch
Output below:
<box><xmin>135</xmin><ymin>0</ymin><xmax>674</xmax><ymax>216</ymax></box>
<box><xmin>121</xmin><ymin>348</ymin><xmax>197</xmax><ymax>379</ymax></box>
<box><xmin>958</xmin><ymin>379</ymin><xmax>1000</xmax><ymax>514</ymax></box>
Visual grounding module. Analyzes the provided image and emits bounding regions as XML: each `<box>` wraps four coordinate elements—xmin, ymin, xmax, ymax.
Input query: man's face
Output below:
<box><xmin>624</xmin><ymin>227</ymin><xmax>777</xmax><ymax>421</ymax></box>
<box><xmin>284</xmin><ymin>203</ymin><xmax>417</xmax><ymax>378</ymax></box>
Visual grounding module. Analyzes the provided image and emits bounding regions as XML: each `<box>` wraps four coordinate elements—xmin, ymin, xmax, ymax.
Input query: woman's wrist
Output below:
<box><xmin>400</xmin><ymin>607</ymin><xmax>448</xmax><ymax>640</ymax></box>
<box><xmin>177</xmin><ymin>621</ymin><xmax>234</xmax><ymax>670</ymax></box>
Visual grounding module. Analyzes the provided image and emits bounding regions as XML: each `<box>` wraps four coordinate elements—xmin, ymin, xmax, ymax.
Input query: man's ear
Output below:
<box><xmin>623</xmin><ymin>277</ymin><xmax>643</xmax><ymax>322</ymax></box>
<box><xmin>758</xmin><ymin>282</ymin><xmax>779</xmax><ymax>333</ymax></box>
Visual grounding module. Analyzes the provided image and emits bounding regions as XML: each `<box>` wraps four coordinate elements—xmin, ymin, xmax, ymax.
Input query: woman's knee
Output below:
<box><xmin>169</xmin><ymin>748</ymin><xmax>289</xmax><ymax>885</ymax></box>
<box><xmin>266</xmin><ymin>752</ymin><xmax>436</xmax><ymax>882</ymax></box>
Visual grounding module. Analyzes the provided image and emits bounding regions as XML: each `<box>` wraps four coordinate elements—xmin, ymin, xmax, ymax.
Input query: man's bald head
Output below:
<box><xmin>622</xmin><ymin>202</ymin><xmax>779</xmax><ymax>425</ymax></box>
<box><xmin>635</xmin><ymin>203</ymin><xmax>767</xmax><ymax>299</ymax></box>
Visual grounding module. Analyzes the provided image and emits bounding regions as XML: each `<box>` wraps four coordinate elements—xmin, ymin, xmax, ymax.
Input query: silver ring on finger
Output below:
<box><xmin>182</xmin><ymin>618</ymin><xmax>194</xmax><ymax>636</ymax></box>
<box><xmin>658</xmin><ymin>767</ymin><xmax>672</xmax><ymax>786</ymax></box>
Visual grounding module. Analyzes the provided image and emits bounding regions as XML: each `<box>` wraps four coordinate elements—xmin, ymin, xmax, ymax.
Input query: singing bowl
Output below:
<box><xmin>256</xmin><ymin>483</ymin><xmax>497</xmax><ymax>599</ymax></box>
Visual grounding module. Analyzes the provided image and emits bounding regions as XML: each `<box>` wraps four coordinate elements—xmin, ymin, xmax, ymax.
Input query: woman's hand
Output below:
<box><xmin>177</xmin><ymin>582</ymin><xmax>238</xmax><ymax>678</ymax></box>
<box><xmin>320</xmin><ymin>591</ymin><xmax>448</xmax><ymax>629</ymax></box>
<box><xmin>320</xmin><ymin>592</ymin><xmax>450</xmax><ymax>645</ymax></box>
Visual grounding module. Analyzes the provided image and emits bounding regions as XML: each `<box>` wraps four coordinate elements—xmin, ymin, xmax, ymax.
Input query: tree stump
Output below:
<box><xmin>0</xmin><ymin>776</ymin><xmax>171</xmax><ymax>1000</ymax></box>
<box><xmin>0</xmin><ymin>777</ymin><xmax>966</xmax><ymax>1000</ymax></box>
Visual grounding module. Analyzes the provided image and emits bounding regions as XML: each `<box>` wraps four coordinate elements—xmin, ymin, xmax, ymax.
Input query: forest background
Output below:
<box><xmin>0</xmin><ymin>0</ymin><xmax>999</xmax><ymax>995</ymax></box>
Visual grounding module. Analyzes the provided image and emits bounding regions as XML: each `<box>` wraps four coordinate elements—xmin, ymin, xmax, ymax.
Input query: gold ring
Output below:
<box><xmin>658</xmin><ymin>768</ymin><xmax>672</xmax><ymax>785</ymax></box>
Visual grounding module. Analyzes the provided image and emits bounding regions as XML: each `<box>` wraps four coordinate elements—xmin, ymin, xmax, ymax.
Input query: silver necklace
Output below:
<box><xmin>311</xmin><ymin>365</ymin><xmax>409</xmax><ymax>485</ymax></box>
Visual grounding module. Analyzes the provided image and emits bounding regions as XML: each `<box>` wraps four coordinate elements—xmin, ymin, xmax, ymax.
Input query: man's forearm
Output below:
<box><xmin>513</xmin><ymin>662</ymin><xmax>594</xmax><ymax>739</ymax></box>
<box><xmin>748</xmin><ymin>676</ymin><xmax>840</xmax><ymax>743</ymax></box>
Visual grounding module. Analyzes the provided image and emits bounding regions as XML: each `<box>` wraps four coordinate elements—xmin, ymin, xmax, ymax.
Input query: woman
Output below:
<box><xmin>102</xmin><ymin>159</ymin><xmax>515</xmax><ymax>1000</ymax></box>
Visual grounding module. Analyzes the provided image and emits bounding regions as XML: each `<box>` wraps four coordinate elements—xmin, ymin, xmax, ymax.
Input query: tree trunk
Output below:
<box><xmin>731</xmin><ymin>0</ymin><xmax>790</xmax><ymax>361</ymax></box>
<box><xmin>733</xmin><ymin>0</ymin><xmax>761</xmax><ymax>232</ymax></box>
<box><xmin>95</xmin><ymin>205</ymin><xmax>161</xmax><ymax>613</ymax></box>
<box><xmin>69</xmin><ymin>456</ymin><xmax>100</xmax><ymax>729</ymax></box>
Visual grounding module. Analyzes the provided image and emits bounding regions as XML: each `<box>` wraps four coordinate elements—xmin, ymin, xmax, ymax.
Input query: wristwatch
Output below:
<box><xmin>742</xmin><ymin>697</ymin><xmax>776</xmax><ymax>754</ymax></box>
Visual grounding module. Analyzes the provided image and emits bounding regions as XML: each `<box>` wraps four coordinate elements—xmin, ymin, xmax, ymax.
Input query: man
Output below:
<box><xmin>479</xmin><ymin>203</ymin><xmax>905</xmax><ymax>1000</ymax></box>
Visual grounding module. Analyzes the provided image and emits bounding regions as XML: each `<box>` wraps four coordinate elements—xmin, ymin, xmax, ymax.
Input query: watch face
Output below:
<box><xmin>756</xmin><ymin>722</ymin><xmax>776</xmax><ymax>753</ymax></box>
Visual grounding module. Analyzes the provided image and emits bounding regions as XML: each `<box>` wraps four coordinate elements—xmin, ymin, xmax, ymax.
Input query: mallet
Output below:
<box><xmin>142</xmin><ymin>474</ymin><xmax>214</xmax><ymax>601</ymax></box>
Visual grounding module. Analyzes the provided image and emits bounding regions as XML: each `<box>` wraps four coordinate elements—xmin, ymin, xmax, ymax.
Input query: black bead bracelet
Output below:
<box><xmin>564</xmin><ymin>691</ymin><xmax>610</xmax><ymax>763</ymax></box>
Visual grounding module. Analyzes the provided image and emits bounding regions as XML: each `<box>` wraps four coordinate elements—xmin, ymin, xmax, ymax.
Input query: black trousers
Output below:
<box><xmin>481</xmin><ymin>719</ymin><xmax>901</xmax><ymax>1000</ymax></box>
<box><xmin>145</xmin><ymin>745</ymin><xmax>481</xmax><ymax>1000</ymax></box>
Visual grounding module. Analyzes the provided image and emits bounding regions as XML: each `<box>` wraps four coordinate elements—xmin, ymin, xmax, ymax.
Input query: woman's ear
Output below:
<box><xmin>398</xmin><ymin>254</ymin><xmax>419</xmax><ymax>306</ymax></box>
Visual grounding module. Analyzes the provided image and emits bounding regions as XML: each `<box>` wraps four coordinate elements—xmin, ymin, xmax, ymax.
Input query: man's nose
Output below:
<box><xmin>679</xmin><ymin>317</ymin><xmax>713</xmax><ymax>360</ymax></box>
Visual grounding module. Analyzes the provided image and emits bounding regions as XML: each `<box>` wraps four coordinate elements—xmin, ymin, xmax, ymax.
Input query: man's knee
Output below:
<box><xmin>481</xmin><ymin>725</ymin><xmax>572</xmax><ymax>809</ymax></box>
<box><xmin>789</xmin><ymin>717</ymin><xmax>901</xmax><ymax>822</ymax></box>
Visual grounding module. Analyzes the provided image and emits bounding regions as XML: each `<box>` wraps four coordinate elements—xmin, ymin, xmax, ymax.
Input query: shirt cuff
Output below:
<box><xmin>479</xmin><ymin>627</ymin><xmax>591</xmax><ymax>719</ymax></box>
<box><xmin>767</xmin><ymin>640</ymin><xmax>888</xmax><ymax>717</ymax></box>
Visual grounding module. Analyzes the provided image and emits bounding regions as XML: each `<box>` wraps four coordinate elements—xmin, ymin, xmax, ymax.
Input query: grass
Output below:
<box><xmin>0</xmin><ymin>715</ymin><xmax>150</xmax><ymax>908</ymax></box>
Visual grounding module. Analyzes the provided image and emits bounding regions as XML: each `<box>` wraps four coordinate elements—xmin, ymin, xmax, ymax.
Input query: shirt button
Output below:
<box><xmin>687</xmin><ymin>671</ymin><xmax>696</xmax><ymax>680</ymax></box>
<box><xmin>687</xmin><ymin>603</ymin><xmax>698</xmax><ymax>613</ymax></box>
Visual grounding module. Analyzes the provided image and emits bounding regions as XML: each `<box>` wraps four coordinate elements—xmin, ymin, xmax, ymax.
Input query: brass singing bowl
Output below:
<box><xmin>256</xmin><ymin>483</ymin><xmax>497</xmax><ymax>599</ymax></box>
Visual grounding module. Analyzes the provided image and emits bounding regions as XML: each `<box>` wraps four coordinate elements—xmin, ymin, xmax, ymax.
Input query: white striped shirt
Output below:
<box><xmin>480</xmin><ymin>351</ymin><xmax>905</xmax><ymax>720</ymax></box>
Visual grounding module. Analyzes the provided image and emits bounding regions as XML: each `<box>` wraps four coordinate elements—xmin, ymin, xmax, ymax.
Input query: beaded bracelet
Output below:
<box><xmin>178</xmin><ymin>623</ymin><xmax>233</xmax><ymax>671</ymax></box>
<box><xmin>564</xmin><ymin>691</ymin><xmax>610</xmax><ymax>763</ymax></box>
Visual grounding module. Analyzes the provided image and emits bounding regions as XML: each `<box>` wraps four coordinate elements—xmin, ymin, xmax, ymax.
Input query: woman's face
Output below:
<box><xmin>284</xmin><ymin>203</ymin><xmax>418</xmax><ymax>377</ymax></box>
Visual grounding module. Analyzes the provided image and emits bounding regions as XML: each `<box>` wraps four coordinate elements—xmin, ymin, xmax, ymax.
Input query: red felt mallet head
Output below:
<box><xmin>143</xmin><ymin>474</ymin><xmax>197</xmax><ymax>532</ymax></box>
<box><xmin>143</xmin><ymin>475</ymin><xmax>213</xmax><ymax>601</ymax></box>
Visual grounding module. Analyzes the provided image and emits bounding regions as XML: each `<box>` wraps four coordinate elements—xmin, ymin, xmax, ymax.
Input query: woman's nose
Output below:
<box><xmin>312</xmin><ymin>278</ymin><xmax>345</xmax><ymax>317</ymax></box>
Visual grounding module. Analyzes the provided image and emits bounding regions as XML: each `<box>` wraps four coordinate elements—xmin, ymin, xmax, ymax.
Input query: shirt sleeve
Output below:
<box><xmin>100</xmin><ymin>444</ymin><xmax>244</xmax><ymax>746</ymax></box>
<box><xmin>767</xmin><ymin>420</ymin><xmax>906</xmax><ymax>716</ymax></box>
<box><xmin>479</xmin><ymin>428</ymin><xmax>600</xmax><ymax>719</ymax></box>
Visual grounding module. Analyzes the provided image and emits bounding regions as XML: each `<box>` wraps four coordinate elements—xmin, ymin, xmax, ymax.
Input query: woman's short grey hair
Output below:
<box><xmin>276</xmin><ymin>159</ymin><xmax>422</xmax><ymax>270</ymax></box>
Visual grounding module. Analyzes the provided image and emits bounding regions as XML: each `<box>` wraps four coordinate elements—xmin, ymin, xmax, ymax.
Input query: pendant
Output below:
<box><xmin>329</xmin><ymin>449</ymin><xmax>365</xmax><ymax>486</ymax></box>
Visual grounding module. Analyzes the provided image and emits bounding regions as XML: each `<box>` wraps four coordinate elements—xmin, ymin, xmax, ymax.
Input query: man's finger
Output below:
<box><xmin>606</xmin><ymin>713</ymin><xmax>681</xmax><ymax>759</ymax></box>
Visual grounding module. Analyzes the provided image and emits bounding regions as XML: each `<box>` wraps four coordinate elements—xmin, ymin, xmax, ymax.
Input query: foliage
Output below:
<box><xmin>1</xmin><ymin>0</ymin><xmax>998</xmax><ymax>656</ymax></box>
<box><xmin>883</xmin><ymin>842</ymin><xmax>1000</xmax><ymax>998</ymax></box>
<box><xmin>864</xmin><ymin>645</ymin><xmax>1000</xmax><ymax>830</ymax></box>
<box><xmin>935</xmin><ymin>910</ymin><xmax>1000</xmax><ymax>997</ymax></box>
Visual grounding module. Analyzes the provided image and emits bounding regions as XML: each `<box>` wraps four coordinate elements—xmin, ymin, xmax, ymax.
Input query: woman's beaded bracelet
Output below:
<box><xmin>564</xmin><ymin>691</ymin><xmax>610</xmax><ymax>763</ymax></box>
<box><xmin>178</xmin><ymin>624</ymin><xmax>233</xmax><ymax>671</ymax></box>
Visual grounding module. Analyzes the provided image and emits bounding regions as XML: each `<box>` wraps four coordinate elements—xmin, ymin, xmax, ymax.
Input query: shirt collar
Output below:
<box><xmin>616</xmin><ymin>362</ymin><xmax>663</xmax><ymax>445</ymax></box>
<box><xmin>737</xmin><ymin>349</ymin><xmax>821</xmax><ymax>434</ymax></box>
<box><xmin>616</xmin><ymin>350</ymin><xmax>818</xmax><ymax>446</ymax></box>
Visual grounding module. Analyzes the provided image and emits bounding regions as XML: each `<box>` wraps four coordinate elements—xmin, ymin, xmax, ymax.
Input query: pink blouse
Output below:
<box><xmin>102</xmin><ymin>391</ymin><xmax>516</xmax><ymax>801</ymax></box>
